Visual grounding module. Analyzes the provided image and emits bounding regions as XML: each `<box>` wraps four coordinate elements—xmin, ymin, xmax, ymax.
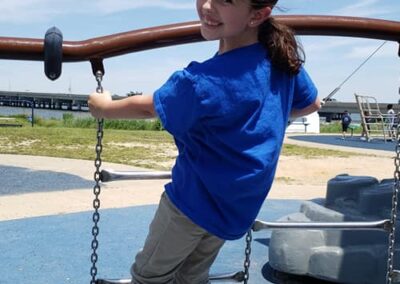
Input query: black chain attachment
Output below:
<box><xmin>90</xmin><ymin>64</ymin><xmax>105</xmax><ymax>284</ymax></box>
<box><xmin>387</xmin><ymin>106</ymin><xmax>400</xmax><ymax>284</ymax></box>
<box><xmin>243</xmin><ymin>229</ymin><xmax>252</xmax><ymax>284</ymax></box>
<box><xmin>386</xmin><ymin>52</ymin><xmax>400</xmax><ymax>284</ymax></box>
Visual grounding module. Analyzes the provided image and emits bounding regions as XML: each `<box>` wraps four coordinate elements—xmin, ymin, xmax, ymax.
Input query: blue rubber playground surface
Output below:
<box><xmin>289</xmin><ymin>134</ymin><xmax>397</xmax><ymax>153</ymax></box>
<box><xmin>0</xmin><ymin>199</ymin><xmax>308</xmax><ymax>284</ymax></box>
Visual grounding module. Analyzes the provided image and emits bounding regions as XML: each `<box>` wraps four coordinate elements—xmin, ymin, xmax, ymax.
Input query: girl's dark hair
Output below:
<box><xmin>251</xmin><ymin>0</ymin><xmax>304</xmax><ymax>75</ymax></box>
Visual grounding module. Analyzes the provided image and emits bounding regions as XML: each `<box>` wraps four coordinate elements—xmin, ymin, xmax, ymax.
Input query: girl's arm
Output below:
<box><xmin>290</xmin><ymin>97</ymin><xmax>321</xmax><ymax>118</ymax></box>
<box><xmin>88</xmin><ymin>90</ymin><xmax>156</xmax><ymax>119</ymax></box>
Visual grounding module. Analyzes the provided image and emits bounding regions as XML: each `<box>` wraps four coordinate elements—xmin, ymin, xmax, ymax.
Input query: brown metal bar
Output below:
<box><xmin>0</xmin><ymin>16</ymin><xmax>399</xmax><ymax>62</ymax></box>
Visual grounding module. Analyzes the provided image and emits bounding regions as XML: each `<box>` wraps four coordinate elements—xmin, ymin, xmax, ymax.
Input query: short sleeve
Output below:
<box><xmin>291</xmin><ymin>67</ymin><xmax>318</xmax><ymax>110</ymax></box>
<box><xmin>153</xmin><ymin>70</ymin><xmax>200</xmax><ymax>137</ymax></box>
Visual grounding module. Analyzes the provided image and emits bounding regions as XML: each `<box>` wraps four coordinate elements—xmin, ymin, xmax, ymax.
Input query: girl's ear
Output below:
<box><xmin>249</xmin><ymin>7</ymin><xmax>272</xmax><ymax>27</ymax></box>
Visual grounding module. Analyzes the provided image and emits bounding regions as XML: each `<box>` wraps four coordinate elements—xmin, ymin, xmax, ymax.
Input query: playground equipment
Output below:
<box><xmin>268</xmin><ymin>174</ymin><xmax>400</xmax><ymax>284</ymax></box>
<box><xmin>356</xmin><ymin>94</ymin><xmax>398</xmax><ymax>142</ymax></box>
<box><xmin>1</xmin><ymin>15</ymin><xmax>400</xmax><ymax>284</ymax></box>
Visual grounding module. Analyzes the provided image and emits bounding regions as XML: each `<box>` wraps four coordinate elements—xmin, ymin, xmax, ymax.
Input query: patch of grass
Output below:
<box><xmin>320</xmin><ymin>121</ymin><xmax>363</xmax><ymax>134</ymax></box>
<box><xmin>282</xmin><ymin>143</ymin><xmax>354</xmax><ymax>158</ymax></box>
<box><xmin>60</xmin><ymin>114</ymin><xmax>164</xmax><ymax>130</ymax></box>
<box><xmin>1</xmin><ymin>113</ymin><xmax>164</xmax><ymax>131</ymax></box>
<box><xmin>0</xmin><ymin>127</ymin><xmax>175</xmax><ymax>170</ymax></box>
<box><xmin>0</xmin><ymin>125</ymin><xmax>362</xmax><ymax>170</ymax></box>
<box><xmin>275</xmin><ymin>176</ymin><xmax>296</xmax><ymax>183</ymax></box>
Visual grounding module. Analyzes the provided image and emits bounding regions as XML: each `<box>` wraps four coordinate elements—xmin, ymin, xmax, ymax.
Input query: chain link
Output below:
<box><xmin>95</xmin><ymin>70</ymin><xmax>104</xmax><ymax>94</ymax></box>
<box><xmin>242</xmin><ymin>229</ymin><xmax>252</xmax><ymax>284</ymax></box>
<box><xmin>90</xmin><ymin>71</ymin><xmax>104</xmax><ymax>284</ymax></box>
<box><xmin>387</xmin><ymin>125</ymin><xmax>400</xmax><ymax>284</ymax></box>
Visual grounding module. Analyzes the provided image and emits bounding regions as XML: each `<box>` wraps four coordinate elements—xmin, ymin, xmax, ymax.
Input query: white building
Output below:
<box><xmin>286</xmin><ymin>112</ymin><xmax>320</xmax><ymax>134</ymax></box>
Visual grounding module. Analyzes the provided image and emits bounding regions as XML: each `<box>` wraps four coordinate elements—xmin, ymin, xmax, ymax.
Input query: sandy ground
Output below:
<box><xmin>0</xmin><ymin>136</ymin><xmax>396</xmax><ymax>221</ymax></box>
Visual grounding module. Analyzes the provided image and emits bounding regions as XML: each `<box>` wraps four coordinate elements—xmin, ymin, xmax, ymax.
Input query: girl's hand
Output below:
<box><xmin>88</xmin><ymin>90</ymin><xmax>112</xmax><ymax>118</ymax></box>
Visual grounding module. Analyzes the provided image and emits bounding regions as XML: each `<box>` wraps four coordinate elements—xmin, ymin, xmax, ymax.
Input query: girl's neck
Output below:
<box><xmin>218</xmin><ymin>29</ymin><xmax>259</xmax><ymax>55</ymax></box>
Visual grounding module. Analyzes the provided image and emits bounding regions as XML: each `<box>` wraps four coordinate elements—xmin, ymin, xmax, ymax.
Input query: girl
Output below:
<box><xmin>88</xmin><ymin>0</ymin><xmax>321</xmax><ymax>283</ymax></box>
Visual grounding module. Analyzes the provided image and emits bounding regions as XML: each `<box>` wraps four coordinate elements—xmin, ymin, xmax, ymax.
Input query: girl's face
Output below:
<box><xmin>196</xmin><ymin>0</ymin><xmax>271</xmax><ymax>53</ymax></box>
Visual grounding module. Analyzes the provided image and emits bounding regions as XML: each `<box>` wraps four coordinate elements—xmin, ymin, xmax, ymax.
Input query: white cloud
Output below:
<box><xmin>302</xmin><ymin>37</ymin><xmax>362</xmax><ymax>53</ymax></box>
<box><xmin>333</xmin><ymin>0</ymin><xmax>396</xmax><ymax>18</ymax></box>
<box><xmin>0</xmin><ymin>0</ymin><xmax>193</xmax><ymax>24</ymax></box>
<box><xmin>0</xmin><ymin>0</ymin><xmax>61</xmax><ymax>23</ymax></box>
<box><xmin>344</xmin><ymin>41</ymin><xmax>394</xmax><ymax>59</ymax></box>
<box><xmin>302</xmin><ymin>37</ymin><xmax>397</xmax><ymax>62</ymax></box>
<box><xmin>95</xmin><ymin>0</ymin><xmax>193</xmax><ymax>14</ymax></box>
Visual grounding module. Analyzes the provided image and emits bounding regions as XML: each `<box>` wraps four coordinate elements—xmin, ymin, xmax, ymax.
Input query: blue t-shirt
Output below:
<box><xmin>153</xmin><ymin>43</ymin><xmax>317</xmax><ymax>240</ymax></box>
<box><xmin>342</xmin><ymin>114</ymin><xmax>351</xmax><ymax>125</ymax></box>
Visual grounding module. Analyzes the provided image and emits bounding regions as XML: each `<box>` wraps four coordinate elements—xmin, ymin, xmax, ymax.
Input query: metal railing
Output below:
<box><xmin>0</xmin><ymin>16</ymin><xmax>399</xmax><ymax>64</ymax></box>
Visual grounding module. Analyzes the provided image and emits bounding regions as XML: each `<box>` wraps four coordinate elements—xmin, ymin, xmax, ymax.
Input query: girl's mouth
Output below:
<box><xmin>202</xmin><ymin>16</ymin><xmax>222</xmax><ymax>27</ymax></box>
<box><xmin>204</xmin><ymin>20</ymin><xmax>220</xmax><ymax>26</ymax></box>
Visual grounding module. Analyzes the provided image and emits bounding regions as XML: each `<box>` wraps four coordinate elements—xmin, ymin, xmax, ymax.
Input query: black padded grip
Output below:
<box><xmin>44</xmin><ymin>27</ymin><xmax>63</xmax><ymax>80</ymax></box>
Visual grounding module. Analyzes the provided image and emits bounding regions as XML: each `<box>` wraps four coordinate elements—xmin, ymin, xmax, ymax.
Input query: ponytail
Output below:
<box><xmin>258</xmin><ymin>17</ymin><xmax>304</xmax><ymax>75</ymax></box>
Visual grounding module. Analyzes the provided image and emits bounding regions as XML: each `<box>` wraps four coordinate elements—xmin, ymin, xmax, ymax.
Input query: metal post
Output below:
<box><xmin>30</xmin><ymin>101</ymin><xmax>34</xmax><ymax>127</ymax></box>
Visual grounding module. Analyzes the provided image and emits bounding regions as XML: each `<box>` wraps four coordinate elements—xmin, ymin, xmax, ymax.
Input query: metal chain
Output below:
<box><xmin>90</xmin><ymin>71</ymin><xmax>104</xmax><ymax>284</ymax></box>
<box><xmin>387</xmin><ymin>124</ymin><xmax>400</xmax><ymax>284</ymax></box>
<box><xmin>242</xmin><ymin>229</ymin><xmax>252</xmax><ymax>284</ymax></box>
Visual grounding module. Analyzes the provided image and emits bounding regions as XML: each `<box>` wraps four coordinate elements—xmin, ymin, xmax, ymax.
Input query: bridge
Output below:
<box><xmin>321</xmin><ymin>100</ymin><xmax>399</xmax><ymax>121</ymax></box>
<box><xmin>0</xmin><ymin>90</ymin><xmax>89</xmax><ymax>111</ymax></box>
<box><xmin>0</xmin><ymin>90</ymin><xmax>124</xmax><ymax>111</ymax></box>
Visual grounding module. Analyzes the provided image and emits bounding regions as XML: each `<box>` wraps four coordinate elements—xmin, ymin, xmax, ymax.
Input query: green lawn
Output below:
<box><xmin>0</xmin><ymin>125</ymin><xmax>358</xmax><ymax>170</ymax></box>
<box><xmin>0</xmin><ymin>127</ymin><xmax>175</xmax><ymax>170</ymax></box>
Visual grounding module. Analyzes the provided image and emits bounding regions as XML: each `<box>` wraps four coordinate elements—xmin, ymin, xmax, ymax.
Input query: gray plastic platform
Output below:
<box><xmin>269</xmin><ymin>174</ymin><xmax>400</xmax><ymax>284</ymax></box>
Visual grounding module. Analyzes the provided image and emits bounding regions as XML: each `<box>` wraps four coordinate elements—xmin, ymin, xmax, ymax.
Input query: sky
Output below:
<box><xmin>0</xmin><ymin>0</ymin><xmax>399</xmax><ymax>103</ymax></box>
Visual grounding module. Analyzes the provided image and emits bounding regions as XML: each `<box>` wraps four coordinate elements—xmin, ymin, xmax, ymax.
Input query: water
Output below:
<box><xmin>0</xmin><ymin>106</ymin><xmax>92</xmax><ymax>120</ymax></box>
<box><xmin>350</xmin><ymin>113</ymin><xmax>361</xmax><ymax>123</ymax></box>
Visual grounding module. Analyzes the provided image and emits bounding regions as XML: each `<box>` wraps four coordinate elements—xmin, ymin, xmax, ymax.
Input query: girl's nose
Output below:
<box><xmin>202</xmin><ymin>0</ymin><xmax>213</xmax><ymax>11</ymax></box>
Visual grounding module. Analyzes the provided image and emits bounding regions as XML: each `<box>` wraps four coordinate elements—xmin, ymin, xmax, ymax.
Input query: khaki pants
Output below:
<box><xmin>131</xmin><ymin>192</ymin><xmax>225</xmax><ymax>284</ymax></box>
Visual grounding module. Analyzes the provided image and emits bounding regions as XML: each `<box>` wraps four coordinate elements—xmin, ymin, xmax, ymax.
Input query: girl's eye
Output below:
<box><xmin>213</xmin><ymin>0</ymin><xmax>234</xmax><ymax>6</ymax></box>
<box><xmin>216</xmin><ymin>0</ymin><xmax>233</xmax><ymax>4</ymax></box>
